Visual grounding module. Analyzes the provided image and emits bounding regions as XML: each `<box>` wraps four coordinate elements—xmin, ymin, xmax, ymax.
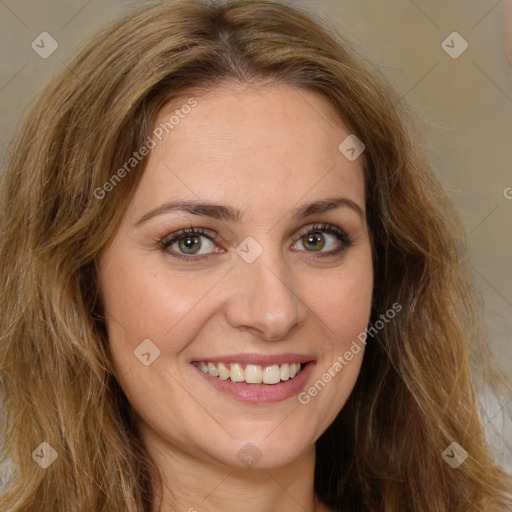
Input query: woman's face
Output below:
<box><xmin>98</xmin><ymin>82</ymin><xmax>373</xmax><ymax>469</ymax></box>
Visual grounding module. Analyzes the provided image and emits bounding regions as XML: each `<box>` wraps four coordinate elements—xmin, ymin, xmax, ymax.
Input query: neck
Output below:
<box><xmin>143</xmin><ymin>429</ymin><xmax>329</xmax><ymax>512</ymax></box>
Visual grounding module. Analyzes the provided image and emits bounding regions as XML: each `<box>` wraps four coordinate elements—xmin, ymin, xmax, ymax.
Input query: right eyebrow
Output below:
<box><xmin>135</xmin><ymin>200</ymin><xmax>242</xmax><ymax>226</ymax></box>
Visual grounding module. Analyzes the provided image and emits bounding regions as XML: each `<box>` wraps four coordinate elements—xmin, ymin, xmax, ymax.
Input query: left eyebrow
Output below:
<box><xmin>134</xmin><ymin>196</ymin><xmax>364</xmax><ymax>226</ymax></box>
<box><xmin>290</xmin><ymin>196</ymin><xmax>364</xmax><ymax>220</ymax></box>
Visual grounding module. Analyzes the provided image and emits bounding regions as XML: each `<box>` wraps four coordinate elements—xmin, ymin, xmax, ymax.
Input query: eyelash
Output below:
<box><xmin>160</xmin><ymin>223</ymin><xmax>353</xmax><ymax>261</ymax></box>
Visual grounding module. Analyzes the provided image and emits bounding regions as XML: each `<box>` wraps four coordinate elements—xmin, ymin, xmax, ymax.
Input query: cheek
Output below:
<box><xmin>297</xmin><ymin>252</ymin><xmax>372</xmax><ymax>413</ymax></box>
<box><xmin>307</xmin><ymin>254</ymin><xmax>373</xmax><ymax>347</ymax></box>
<box><xmin>100</xmin><ymin>241</ymin><xmax>217</xmax><ymax>333</ymax></box>
<box><xmin>103</xmin><ymin>271</ymin><xmax>189</xmax><ymax>335</ymax></box>
<box><xmin>98</xmin><ymin>243</ymin><xmax>214</xmax><ymax>379</ymax></box>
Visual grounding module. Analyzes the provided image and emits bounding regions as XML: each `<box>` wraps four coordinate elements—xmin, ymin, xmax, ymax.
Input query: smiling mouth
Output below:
<box><xmin>194</xmin><ymin>361</ymin><xmax>305</xmax><ymax>385</ymax></box>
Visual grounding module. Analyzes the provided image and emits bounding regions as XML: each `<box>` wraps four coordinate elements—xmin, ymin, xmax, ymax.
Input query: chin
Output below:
<box><xmin>204</xmin><ymin>433</ymin><xmax>316</xmax><ymax>470</ymax></box>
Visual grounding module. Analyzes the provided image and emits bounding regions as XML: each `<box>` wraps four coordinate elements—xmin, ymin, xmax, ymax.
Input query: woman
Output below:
<box><xmin>0</xmin><ymin>0</ymin><xmax>510</xmax><ymax>510</ymax></box>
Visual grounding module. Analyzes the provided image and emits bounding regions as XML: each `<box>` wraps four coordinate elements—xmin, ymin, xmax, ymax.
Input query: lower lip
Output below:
<box><xmin>193</xmin><ymin>362</ymin><xmax>316</xmax><ymax>404</ymax></box>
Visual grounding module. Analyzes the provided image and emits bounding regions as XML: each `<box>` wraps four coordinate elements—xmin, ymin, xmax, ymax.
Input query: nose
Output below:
<box><xmin>224</xmin><ymin>252</ymin><xmax>307</xmax><ymax>341</ymax></box>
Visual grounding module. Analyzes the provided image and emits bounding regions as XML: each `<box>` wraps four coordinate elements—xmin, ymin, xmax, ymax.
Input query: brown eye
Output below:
<box><xmin>291</xmin><ymin>224</ymin><xmax>352</xmax><ymax>256</ymax></box>
<box><xmin>162</xmin><ymin>228</ymin><xmax>219</xmax><ymax>258</ymax></box>
<box><xmin>301</xmin><ymin>232</ymin><xmax>326</xmax><ymax>251</ymax></box>
<box><xmin>178</xmin><ymin>235</ymin><xmax>203</xmax><ymax>254</ymax></box>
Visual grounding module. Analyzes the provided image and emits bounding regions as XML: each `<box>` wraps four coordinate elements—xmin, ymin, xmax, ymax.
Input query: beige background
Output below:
<box><xmin>0</xmin><ymin>0</ymin><xmax>511</xmax><ymax>454</ymax></box>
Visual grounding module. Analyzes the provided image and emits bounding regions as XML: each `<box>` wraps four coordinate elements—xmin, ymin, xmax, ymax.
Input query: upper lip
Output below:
<box><xmin>191</xmin><ymin>353</ymin><xmax>315</xmax><ymax>366</ymax></box>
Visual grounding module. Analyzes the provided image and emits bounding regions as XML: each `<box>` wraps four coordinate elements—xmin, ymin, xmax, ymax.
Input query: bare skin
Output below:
<box><xmin>98</xmin><ymin>82</ymin><xmax>373</xmax><ymax>511</ymax></box>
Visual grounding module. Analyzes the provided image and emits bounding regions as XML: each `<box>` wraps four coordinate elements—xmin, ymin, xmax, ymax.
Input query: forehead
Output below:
<box><xmin>130</xmin><ymin>82</ymin><xmax>365</xmax><ymax>218</ymax></box>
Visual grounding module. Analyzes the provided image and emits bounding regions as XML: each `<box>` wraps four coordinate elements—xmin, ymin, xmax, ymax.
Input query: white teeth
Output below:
<box><xmin>244</xmin><ymin>364</ymin><xmax>263</xmax><ymax>383</ymax></box>
<box><xmin>229</xmin><ymin>363</ymin><xmax>245</xmax><ymax>383</ymax></box>
<box><xmin>263</xmin><ymin>364</ymin><xmax>281</xmax><ymax>384</ymax></box>
<box><xmin>217</xmin><ymin>362</ymin><xmax>230</xmax><ymax>380</ymax></box>
<box><xmin>196</xmin><ymin>361</ymin><xmax>304</xmax><ymax>384</ymax></box>
<box><xmin>207</xmin><ymin>362</ymin><xmax>219</xmax><ymax>377</ymax></box>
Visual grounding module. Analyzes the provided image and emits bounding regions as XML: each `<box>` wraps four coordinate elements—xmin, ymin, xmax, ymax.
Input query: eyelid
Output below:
<box><xmin>295</xmin><ymin>222</ymin><xmax>346</xmax><ymax>240</ymax></box>
<box><xmin>160</xmin><ymin>226</ymin><xmax>221</xmax><ymax>247</ymax></box>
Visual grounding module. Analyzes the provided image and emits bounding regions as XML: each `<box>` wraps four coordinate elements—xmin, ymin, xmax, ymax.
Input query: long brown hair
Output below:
<box><xmin>0</xmin><ymin>1</ymin><xmax>510</xmax><ymax>510</ymax></box>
